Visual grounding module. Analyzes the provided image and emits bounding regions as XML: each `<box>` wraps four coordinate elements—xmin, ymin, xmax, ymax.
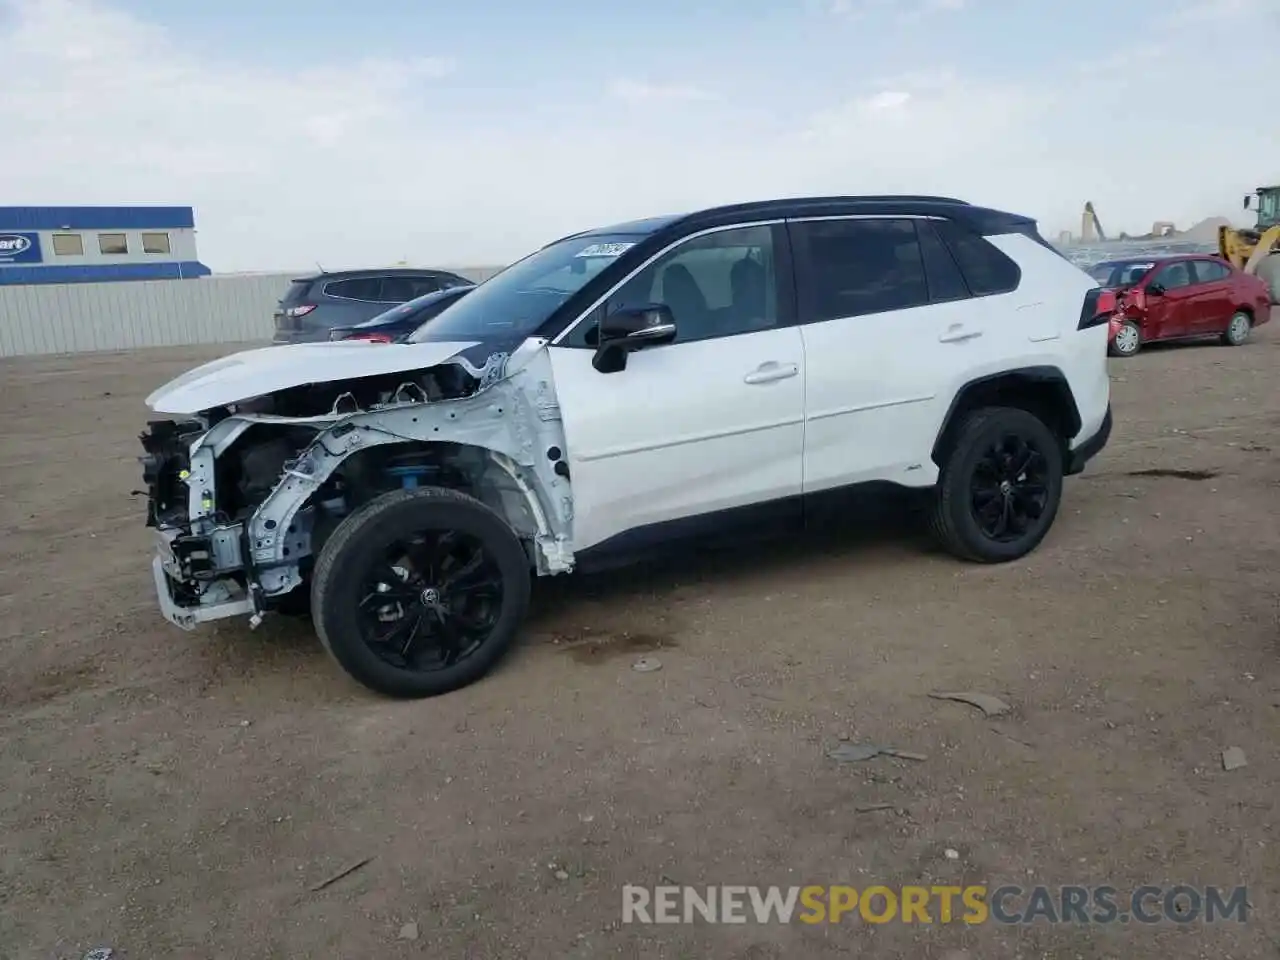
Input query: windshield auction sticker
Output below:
<box><xmin>575</xmin><ymin>242</ymin><xmax>635</xmax><ymax>258</ymax></box>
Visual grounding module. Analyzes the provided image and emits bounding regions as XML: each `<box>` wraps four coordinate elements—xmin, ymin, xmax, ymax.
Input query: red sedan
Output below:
<box><xmin>1087</xmin><ymin>254</ymin><xmax>1272</xmax><ymax>357</ymax></box>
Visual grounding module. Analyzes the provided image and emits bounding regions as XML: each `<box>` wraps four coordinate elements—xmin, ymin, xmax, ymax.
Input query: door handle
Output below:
<box><xmin>939</xmin><ymin>324</ymin><xmax>983</xmax><ymax>343</ymax></box>
<box><xmin>743</xmin><ymin>361</ymin><xmax>799</xmax><ymax>384</ymax></box>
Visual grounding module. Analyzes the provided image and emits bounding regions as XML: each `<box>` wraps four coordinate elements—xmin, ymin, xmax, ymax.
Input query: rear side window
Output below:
<box><xmin>932</xmin><ymin>219</ymin><xmax>1021</xmax><ymax>296</ymax></box>
<box><xmin>793</xmin><ymin>218</ymin><xmax>931</xmax><ymax>321</ymax></box>
<box><xmin>407</xmin><ymin>276</ymin><xmax>443</xmax><ymax>298</ymax></box>
<box><xmin>379</xmin><ymin>276</ymin><xmax>420</xmax><ymax>302</ymax></box>
<box><xmin>325</xmin><ymin>277</ymin><xmax>381</xmax><ymax>301</ymax></box>
<box><xmin>916</xmin><ymin>220</ymin><xmax>970</xmax><ymax>302</ymax></box>
<box><xmin>1192</xmin><ymin>259</ymin><xmax>1230</xmax><ymax>283</ymax></box>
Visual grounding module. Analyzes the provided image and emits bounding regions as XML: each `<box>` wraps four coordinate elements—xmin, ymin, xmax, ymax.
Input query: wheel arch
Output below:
<box><xmin>249</xmin><ymin>403</ymin><xmax>575</xmax><ymax>599</ymax></box>
<box><xmin>930</xmin><ymin>366</ymin><xmax>1082</xmax><ymax>467</ymax></box>
<box><xmin>311</xmin><ymin>438</ymin><xmax>555</xmax><ymax>550</ymax></box>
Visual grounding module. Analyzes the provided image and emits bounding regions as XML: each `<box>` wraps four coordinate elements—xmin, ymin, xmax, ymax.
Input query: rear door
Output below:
<box><xmin>1186</xmin><ymin>258</ymin><xmax>1234</xmax><ymax>335</ymax></box>
<box><xmin>790</xmin><ymin>216</ymin><xmax>1011</xmax><ymax>491</ymax></box>
<box><xmin>1143</xmin><ymin>261</ymin><xmax>1196</xmax><ymax>339</ymax></box>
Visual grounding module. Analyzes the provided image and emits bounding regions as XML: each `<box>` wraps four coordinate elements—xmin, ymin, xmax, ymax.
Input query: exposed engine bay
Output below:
<box><xmin>139</xmin><ymin>342</ymin><xmax>575</xmax><ymax>630</ymax></box>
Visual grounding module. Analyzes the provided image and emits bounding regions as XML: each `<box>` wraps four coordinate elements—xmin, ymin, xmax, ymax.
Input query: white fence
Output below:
<box><xmin>0</xmin><ymin>267</ymin><xmax>505</xmax><ymax>358</ymax></box>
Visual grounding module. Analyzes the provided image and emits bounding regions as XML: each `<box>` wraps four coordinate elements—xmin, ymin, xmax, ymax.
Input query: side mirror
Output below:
<box><xmin>600</xmin><ymin>304</ymin><xmax>677</xmax><ymax>345</ymax></box>
<box><xmin>592</xmin><ymin>305</ymin><xmax>677</xmax><ymax>373</ymax></box>
<box><xmin>1146</xmin><ymin>282</ymin><xmax>1165</xmax><ymax>296</ymax></box>
<box><xmin>1243</xmin><ymin>194</ymin><xmax>1252</xmax><ymax>210</ymax></box>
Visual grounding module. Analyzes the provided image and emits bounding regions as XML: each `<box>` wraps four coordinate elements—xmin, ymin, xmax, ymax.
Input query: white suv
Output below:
<box><xmin>139</xmin><ymin>196</ymin><xmax>1113</xmax><ymax>698</ymax></box>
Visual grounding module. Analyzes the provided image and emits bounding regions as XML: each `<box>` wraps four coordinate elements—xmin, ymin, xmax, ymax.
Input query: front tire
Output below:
<box><xmin>311</xmin><ymin>487</ymin><xmax>531</xmax><ymax>698</ymax></box>
<box><xmin>1109</xmin><ymin>320</ymin><xmax>1141</xmax><ymax>357</ymax></box>
<box><xmin>1221</xmin><ymin>311</ymin><xmax>1251</xmax><ymax>346</ymax></box>
<box><xmin>929</xmin><ymin>407</ymin><xmax>1064</xmax><ymax>563</ymax></box>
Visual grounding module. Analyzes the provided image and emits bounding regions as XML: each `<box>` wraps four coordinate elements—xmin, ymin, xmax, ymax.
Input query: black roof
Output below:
<box><xmin>552</xmin><ymin>195</ymin><xmax>1033</xmax><ymax>248</ymax></box>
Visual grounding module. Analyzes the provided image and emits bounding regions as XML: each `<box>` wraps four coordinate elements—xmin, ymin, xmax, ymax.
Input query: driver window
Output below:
<box><xmin>590</xmin><ymin>225</ymin><xmax>779</xmax><ymax>345</ymax></box>
<box><xmin>1154</xmin><ymin>262</ymin><xmax>1192</xmax><ymax>290</ymax></box>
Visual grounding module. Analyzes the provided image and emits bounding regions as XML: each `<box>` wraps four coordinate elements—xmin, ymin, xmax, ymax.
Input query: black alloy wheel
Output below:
<box><xmin>929</xmin><ymin>406</ymin><xmax>1065</xmax><ymax>563</ymax></box>
<box><xmin>312</xmin><ymin>487</ymin><xmax>530</xmax><ymax>698</ymax></box>
<box><xmin>969</xmin><ymin>433</ymin><xmax>1051</xmax><ymax>543</ymax></box>
<box><xmin>357</xmin><ymin>530</ymin><xmax>503</xmax><ymax>671</ymax></box>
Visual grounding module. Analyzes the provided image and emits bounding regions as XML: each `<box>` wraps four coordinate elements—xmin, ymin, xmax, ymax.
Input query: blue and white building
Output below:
<box><xmin>0</xmin><ymin>206</ymin><xmax>211</xmax><ymax>285</ymax></box>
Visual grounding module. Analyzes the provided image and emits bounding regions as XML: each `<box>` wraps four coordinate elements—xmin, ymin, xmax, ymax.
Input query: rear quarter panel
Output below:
<box><xmin>984</xmin><ymin>233</ymin><xmax>1110</xmax><ymax>446</ymax></box>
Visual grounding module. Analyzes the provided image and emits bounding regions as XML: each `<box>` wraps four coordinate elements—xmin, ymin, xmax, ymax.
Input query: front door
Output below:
<box><xmin>548</xmin><ymin>223</ymin><xmax>806</xmax><ymax>554</ymax></box>
<box><xmin>1144</xmin><ymin>261</ymin><xmax>1197</xmax><ymax>339</ymax></box>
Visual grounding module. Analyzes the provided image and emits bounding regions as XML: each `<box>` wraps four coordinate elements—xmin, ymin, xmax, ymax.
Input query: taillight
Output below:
<box><xmin>285</xmin><ymin>304</ymin><xmax>316</xmax><ymax>319</ymax></box>
<box><xmin>1078</xmin><ymin>288</ymin><xmax>1114</xmax><ymax>329</ymax></box>
<box><xmin>343</xmin><ymin>332</ymin><xmax>394</xmax><ymax>343</ymax></box>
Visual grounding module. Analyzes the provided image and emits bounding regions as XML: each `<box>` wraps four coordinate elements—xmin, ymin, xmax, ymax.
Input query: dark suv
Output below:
<box><xmin>273</xmin><ymin>268</ymin><xmax>474</xmax><ymax>343</ymax></box>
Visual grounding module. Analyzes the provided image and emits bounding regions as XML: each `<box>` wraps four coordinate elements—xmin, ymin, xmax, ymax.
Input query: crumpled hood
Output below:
<box><xmin>145</xmin><ymin>340</ymin><xmax>480</xmax><ymax>415</ymax></box>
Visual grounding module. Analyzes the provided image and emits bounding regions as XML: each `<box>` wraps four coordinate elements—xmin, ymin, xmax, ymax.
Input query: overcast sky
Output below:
<box><xmin>3</xmin><ymin>0</ymin><xmax>1278</xmax><ymax>273</ymax></box>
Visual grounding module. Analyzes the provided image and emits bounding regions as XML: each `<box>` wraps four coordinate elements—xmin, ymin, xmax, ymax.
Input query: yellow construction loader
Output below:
<box><xmin>1219</xmin><ymin>185</ymin><xmax>1280</xmax><ymax>302</ymax></box>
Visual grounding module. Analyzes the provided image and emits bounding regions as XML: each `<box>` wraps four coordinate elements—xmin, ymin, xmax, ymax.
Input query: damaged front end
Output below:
<box><xmin>139</xmin><ymin>339</ymin><xmax>575</xmax><ymax>632</ymax></box>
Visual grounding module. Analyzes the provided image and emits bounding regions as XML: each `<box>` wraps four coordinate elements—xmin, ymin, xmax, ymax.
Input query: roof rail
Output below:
<box><xmin>754</xmin><ymin>194</ymin><xmax>970</xmax><ymax>205</ymax></box>
<box><xmin>847</xmin><ymin>195</ymin><xmax>969</xmax><ymax>204</ymax></box>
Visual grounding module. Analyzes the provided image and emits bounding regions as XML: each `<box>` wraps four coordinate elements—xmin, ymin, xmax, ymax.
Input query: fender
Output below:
<box><xmin>238</xmin><ymin>350</ymin><xmax>576</xmax><ymax>600</ymax></box>
<box><xmin>930</xmin><ymin>365</ymin><xmax>1082</xmax><ymax>465</ymax></box>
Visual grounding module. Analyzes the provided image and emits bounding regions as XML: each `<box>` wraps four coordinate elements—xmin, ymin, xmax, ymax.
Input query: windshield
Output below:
<box><xmin>406</xmin><ymin>234</ymin><xmax>640</xmax><ymax>342</ymax></box>
<box><xmin>1089</xmin><ymin>261</ymin><xmax>1154</xmax><ymax>288</ymax></box>
<box><xmin>1258</xmin><ymin>190</ymin><xmax>1280</xmax><ymax>227</ymax></box>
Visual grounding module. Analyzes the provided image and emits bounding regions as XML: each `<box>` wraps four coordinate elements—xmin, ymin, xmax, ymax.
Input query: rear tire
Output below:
<box><xmin>311</xmin><ymin>486</ymin><xmax>531</xmax><ymax>698</ymax></box>
<box><xmin>929</xmin><ymin>407</ymin><xmax>1064</xmax><ymax>563</ymax></box>
<box><xmin>1109</xmin><ymin>320</ymin><xmax>1141</xmax><ymax>357</ymax></box>
<box><xmin>1221</xmin><ymin>311</ymin><xmax>1251</xmax><ymax>346</ymax></box>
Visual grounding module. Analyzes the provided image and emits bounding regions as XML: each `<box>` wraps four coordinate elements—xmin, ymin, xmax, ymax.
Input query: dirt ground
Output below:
<box><xmin>1</xmin><ymin>330</ymin><xmax>1278</xmax><ymax>960</ymax></box>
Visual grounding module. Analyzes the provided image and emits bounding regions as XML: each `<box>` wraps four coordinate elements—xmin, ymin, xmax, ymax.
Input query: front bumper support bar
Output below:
<box><xmin>151</xmin><ymin>555</ymin><xmax>253</xmax><ymax>630</ymax></box>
